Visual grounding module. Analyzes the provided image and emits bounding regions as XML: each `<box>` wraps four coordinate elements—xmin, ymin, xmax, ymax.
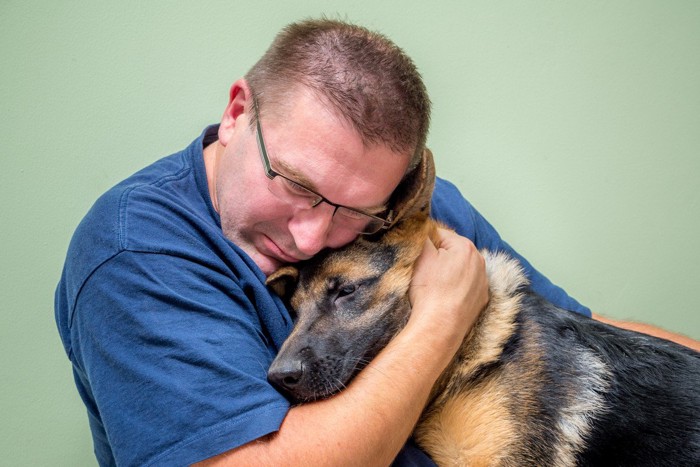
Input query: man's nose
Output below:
<box><xmin>287</xmin><ymin>203</ymin><xmax>335</xmax><ymax>256</ymax></box>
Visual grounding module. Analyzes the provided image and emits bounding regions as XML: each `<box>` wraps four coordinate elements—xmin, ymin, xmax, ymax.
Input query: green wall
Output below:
<box><xmin>2</xmin><ymin>1</ymin><xmax>698</xmax><ymax>464</ymax></box>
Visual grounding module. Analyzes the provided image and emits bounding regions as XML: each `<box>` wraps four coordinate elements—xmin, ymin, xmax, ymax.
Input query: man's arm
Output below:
<box><xmin>195</xmin><ymin>229</ymin><xmax>489</xmax><ymax>466</ymax></box>
<box><xmin>592</xmin><ymin>313</ymin><xmax>700</xmax><ymax>351</ymax></box>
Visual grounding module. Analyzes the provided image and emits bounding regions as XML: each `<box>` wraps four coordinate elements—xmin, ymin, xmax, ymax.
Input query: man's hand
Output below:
<box><xmin>408</xmin><ymin>227</ymin><xmax>490</xmax><ymax>359</ymax></box>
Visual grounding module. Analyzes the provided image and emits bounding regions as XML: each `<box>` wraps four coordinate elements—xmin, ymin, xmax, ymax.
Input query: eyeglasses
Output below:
<box><xmin>253</xmin><ymin>103</ymin><xmax>394</xmax><ymax>235</ymax></box>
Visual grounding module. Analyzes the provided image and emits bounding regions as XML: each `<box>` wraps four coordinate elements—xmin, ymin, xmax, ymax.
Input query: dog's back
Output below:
<box><xmin>415</xmin><ymin>251</ymin><xmax>700</xmax><ymax>466</ymax></box>
<box><xmin>532</xmin><ymin>299</ymin><xmax>700</xmax><ymax>465</ymax></box>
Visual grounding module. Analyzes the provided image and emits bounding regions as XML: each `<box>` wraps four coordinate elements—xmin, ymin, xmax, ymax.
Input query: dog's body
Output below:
<box><xmin>266</xmin><ymin>150</ymin><xmax>700</xmax><ymax>466</ymax></box>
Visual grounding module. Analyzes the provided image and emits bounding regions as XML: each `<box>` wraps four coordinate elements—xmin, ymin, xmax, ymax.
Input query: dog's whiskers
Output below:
<box><xmin>334</xmin><ymin>377</ymin><xmax>348</xmax><ymax>393</ymax></box>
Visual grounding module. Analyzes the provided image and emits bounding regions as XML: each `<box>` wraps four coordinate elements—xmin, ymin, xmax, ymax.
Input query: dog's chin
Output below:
<box><xmin>288</xmin><ymin>389</ymin><xmax>334</xmax><ymax>404</ymax></box>
<box><xmin>283</xmin><ymin>362</ymin><xmax>368</xmax><ymax>404</ymax></box>
<box><xmin>283</xmin><ymin>379</ymin><xmax>347</xmax><ymax>404</ymax></box>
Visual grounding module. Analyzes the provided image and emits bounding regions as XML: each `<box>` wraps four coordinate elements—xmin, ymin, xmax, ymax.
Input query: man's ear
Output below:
<box><xmin>266</xmin><ymin>266</ymin><xmax>300</xmax><ymax>302</ymax></box>
<box><xmin>218</xmin><ymin>78</ymin><xmax>253</xmax><ymax>146</ymax></box>
<box><xmin>388</xmin><ymin>148</ymin><xmax>436</xmax><ymax>226</ymax></box>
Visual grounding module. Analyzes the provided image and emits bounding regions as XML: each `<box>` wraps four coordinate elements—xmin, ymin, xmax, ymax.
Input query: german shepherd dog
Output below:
<box><xmin>266</xmin><ymin>150</ymin><xmax>700</xmax><ymax>466</ymax></box>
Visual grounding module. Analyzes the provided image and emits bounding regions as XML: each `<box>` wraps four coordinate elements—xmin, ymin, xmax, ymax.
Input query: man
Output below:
<box><xmin>55</xmin><ymin>18</ymin><xmax>696</xmax><ymax>466</ymax></box>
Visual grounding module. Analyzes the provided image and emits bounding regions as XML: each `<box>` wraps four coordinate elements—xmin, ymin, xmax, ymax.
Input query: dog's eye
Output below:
<box><xmin>327</xmin><ymin>278</ymin><xmax>358</xmax><ymax>301</ymax></box>
<box><xmin>337</xmin><ymin>285</ymin><xmax>357</xmax><ymax>298</ymax></box>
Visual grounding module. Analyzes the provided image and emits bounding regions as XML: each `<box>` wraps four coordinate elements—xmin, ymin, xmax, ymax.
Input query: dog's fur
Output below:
<box><xmin>266</xmin><ymin>150</ymin><xmax>700</xmax><ymax>466</ymax></box>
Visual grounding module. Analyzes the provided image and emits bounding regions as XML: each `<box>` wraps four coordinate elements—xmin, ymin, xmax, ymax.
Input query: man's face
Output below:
<box><xmin>205</xmin><ymin>84</ymin><xmax>410</xmax><ymax>276</ymax></box>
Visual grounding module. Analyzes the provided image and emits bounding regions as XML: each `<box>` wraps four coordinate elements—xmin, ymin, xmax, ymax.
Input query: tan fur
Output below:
<box><xmin>409</xmin><ymin>245</ymin><xmax>614</xmax><ymax>466</ymax></box>
<box><xmin>378</xmin><ymin>213</ymin><xmax>436</xmax><ymax>297</ymax></box>
<box><xmin>415</xmin><ymin>377</ymin><xmax>519</xmax><ymax>467</ymax></box>
<box><xmin>414</xmin><ymin>242</ymin><xmax>549</xmax><ymax>466</ymax></box>
<box><xmin>451</xmin><ymin>252</ymin><xmax>526</xmax><ymax>383</ymax></box>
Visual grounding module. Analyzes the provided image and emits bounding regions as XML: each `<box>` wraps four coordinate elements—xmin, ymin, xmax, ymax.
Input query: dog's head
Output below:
<box><xmin>266</xmin><ymin>149</ymin><xmax>436</xmax><ymax>402</ymax></box>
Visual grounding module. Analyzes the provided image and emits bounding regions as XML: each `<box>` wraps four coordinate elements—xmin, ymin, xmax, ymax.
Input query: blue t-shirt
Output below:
<box><xmin>55</xmin><ymin>126</ymin><xmax>589</xmax><ymax>467</ymax></box>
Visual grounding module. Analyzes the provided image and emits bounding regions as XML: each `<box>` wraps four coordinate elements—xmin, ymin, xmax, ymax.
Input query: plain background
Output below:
<box><xmin>2</xmin><ymin>1</ymin><xmax>698</xmax><ymax>465</ymax></box>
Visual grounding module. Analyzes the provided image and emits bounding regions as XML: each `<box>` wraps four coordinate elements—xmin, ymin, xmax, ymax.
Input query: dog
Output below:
<box><xmin>266</xmin><ymin>149</ymin><xmax>700</xmax><ymax>466</ymax></box>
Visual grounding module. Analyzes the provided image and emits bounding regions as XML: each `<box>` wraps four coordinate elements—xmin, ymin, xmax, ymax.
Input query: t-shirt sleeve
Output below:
<box><xmin>431</xmin><ymin>178</ymin><xmax>591</xmax><ymax>317</ymax></box>
<box><xmin>69</xmin><ymin>250</ymin><xmax>290</xmax><ymax>466</ymax></box>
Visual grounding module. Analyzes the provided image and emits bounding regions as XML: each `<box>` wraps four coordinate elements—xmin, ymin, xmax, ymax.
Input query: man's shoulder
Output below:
<box><xmin>61</xmin><ymin>145</ymin><xmax>219</xmax><ymax>295</ymax></box>
<box><xmin>430</xmin><ymin>177</ymin><xmax>477</xmax><ymax>235</ymax></box>
<box><xmin>78</xmin><ymin>151</ymin><xmax>195</xmax><ymax>252</ymax></box>
<box><xmin>75</xmin><ymin>127</ymin><xmax>217</xmax><ymax>259</ymax></box>
<box><xmin>433</xmin><ymin>176</ymin><xmax>461</xmax><ymax>197</ymax></box>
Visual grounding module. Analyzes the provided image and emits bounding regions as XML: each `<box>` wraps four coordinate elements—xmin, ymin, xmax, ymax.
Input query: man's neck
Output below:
<box><xmin>202</xmin><ymin>140</ymin><xmax>223</xmax><ymax>213</ymax></box>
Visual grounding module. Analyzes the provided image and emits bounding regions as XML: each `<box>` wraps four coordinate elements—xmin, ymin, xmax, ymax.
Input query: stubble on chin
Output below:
<box><xmin>220</xmin><ymin>224</ymin><xmax>280</xmax><ymax>276</ymax></box>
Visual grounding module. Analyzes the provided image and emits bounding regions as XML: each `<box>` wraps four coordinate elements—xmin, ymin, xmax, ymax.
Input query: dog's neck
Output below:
<box><xmin>389</xmin><ymin>217</ymin><xmax>528</xmax><ymax>401</ymax></box>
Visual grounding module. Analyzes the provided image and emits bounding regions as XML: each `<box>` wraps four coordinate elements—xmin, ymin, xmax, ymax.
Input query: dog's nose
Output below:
<box><xmin>268</xmin><ymin>357</ymin><xmax>304</xmax><ymax>391</ymax></box>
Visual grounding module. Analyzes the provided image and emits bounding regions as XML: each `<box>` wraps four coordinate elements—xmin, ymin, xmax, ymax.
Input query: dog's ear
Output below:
<box><xmin>266</xmin><ymin>265</ymin><xmax>300</xmax><ymax>301</ymax></box>
<box><xmin>389</xmin><ymin>148</ymin><xmax>436</xmax><ymax>226</ymax></box>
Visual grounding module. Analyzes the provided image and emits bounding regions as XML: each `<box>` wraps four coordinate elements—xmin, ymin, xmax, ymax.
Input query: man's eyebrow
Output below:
<box><xmin>275</xmin><ymin>158</ymin><xmax>319</xmax><ymax>191</ymax></box>
<box><xmin>359</xmin><ymin>202</ymin><xmax>390</xmax><ymax>215</ymax></box>
<box><xmin>273</xmin><ymin>158</ymin><xmax>390</xmax><ymax>214</ymax></box>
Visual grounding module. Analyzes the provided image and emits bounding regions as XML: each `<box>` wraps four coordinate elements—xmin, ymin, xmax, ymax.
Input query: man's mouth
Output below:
<box><xmin>263</xmin><ymin>235</ymin><xmax>304</xmax><ymax>263</ymax></box>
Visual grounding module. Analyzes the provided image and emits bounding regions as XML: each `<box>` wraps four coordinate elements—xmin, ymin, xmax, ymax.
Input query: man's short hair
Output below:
<box><xmin>245</xmin><ymin>17</ymin><xmax>431</xmax><ymax>170</ymax></box>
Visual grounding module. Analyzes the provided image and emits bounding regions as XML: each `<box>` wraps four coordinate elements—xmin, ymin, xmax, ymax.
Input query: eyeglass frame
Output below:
<box><xmin>252</xmin><ymin>99</ymin><xmax>395</xmax><ymax>235</ymax></box>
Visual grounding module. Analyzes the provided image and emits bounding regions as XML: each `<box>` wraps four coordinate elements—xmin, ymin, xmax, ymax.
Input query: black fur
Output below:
<box><xmin>512</xmin><ymin>292</ymin><xmax>700</xmax><ymax>465</ymax></box>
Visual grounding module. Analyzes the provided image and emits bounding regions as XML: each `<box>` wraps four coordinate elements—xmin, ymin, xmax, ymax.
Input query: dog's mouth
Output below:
<box><xmin>268</xmin><ymin>350</ymin><xmax>352</xmax><ymax>403</ymax></box>
<box><xmin>268</xmin><ymin>335</ymin><xmax>391</xmax><ymax>403</ymax></box>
